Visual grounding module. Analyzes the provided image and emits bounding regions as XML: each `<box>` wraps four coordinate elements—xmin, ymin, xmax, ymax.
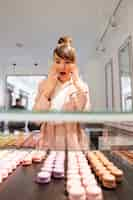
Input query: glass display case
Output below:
<box><xmin>0</xmin><ymin>119</ymin><xmax>133</xmax><ymax>200</ymax></box>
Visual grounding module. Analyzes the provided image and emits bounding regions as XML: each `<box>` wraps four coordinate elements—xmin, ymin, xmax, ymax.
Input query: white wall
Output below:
<box><xmin>81</xmin><ymin>60</ymin><xmax>105</xmax><ymax>111</ymax></box>
<box><xmin>80</xmin><ymin>0</ymin><xmax>133</xmax><ymax>112</ymax></box>
<box><xmin>98</xmin><ymin>0</ymin><xmax>133</xmax><ymax>111</ymax></box>
<box><xmin>0</xmin><ymin>65</ymin><xmax>7</xmax><ymax>108</ymax></box>
<box><xmin>6</xmin><ymin>65</ymin><xmax>47</xmax><ymax>75</ymax></box>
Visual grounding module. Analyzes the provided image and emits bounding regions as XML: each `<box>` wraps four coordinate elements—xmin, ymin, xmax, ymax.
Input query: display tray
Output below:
<box><xmin>0</xmin><ymin>152</ymin><xmax>133</xmax><ymax>200</ymax></box>
<box><xmin>102</xmin><ymin>152</ymin><xmax>133</xmax><ymax>200</ymax></box>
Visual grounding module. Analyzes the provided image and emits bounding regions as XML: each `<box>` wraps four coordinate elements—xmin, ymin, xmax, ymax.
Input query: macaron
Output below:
<box><xmin>68</xmin><ymin>185</ymin><xmax>86</xmax><ymax>200</ymax></box>
<box><xmin>53</xmin><ymin>168</ymin><xmax>64</xmax><ymax>178</ymax></box>
<box><xmin>0</xmin><ymin>168</ymin><xmax>9</xmax><ymax>179</ymax></box>
<box><xmin>102</xmin><ymin>174</ymin><xmax>116</xmax><ymax>189</ymax></box>
<box><xmin>36</xmin><ymin>171</ymin><xmax>51</xmax><ymax>184</ymax></box>
<box><xmin>0</xmin><ymin>175</ymin><xmax>2</xmax><ymax>183</ymax></box>
<box><xmin>110</xmin><ymin>168</ymin><xmax>123</xmax><ymax>183</ymax></box>
<box><xmin>22</xmin><ymin>156</ymin><xmax>32</xmax><ymax>166</ymax></box>
<box><xmin>86</xmin><ymin>185</ymin><xmax>103</xmax><ymax>200</ymax></box>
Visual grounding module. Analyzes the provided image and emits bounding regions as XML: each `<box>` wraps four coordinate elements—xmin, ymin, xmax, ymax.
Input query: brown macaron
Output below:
<box><xmin>98</xmin><ymin>169</ymin><xmax>111</xmax><ymax>182</ymax></box>
<box><xmin>110</xmin><ymin>168</ymin><xmax>123</xmax><ymax>183</ymax></box>
<box><xmin>102</xmin><ymin>174</ymin><xmax>117</xmax><ymax>189</ymax></box>
<box><xmin>106</xmin><ymin>162</ymin><xmax>115</xmax><ymax>170</ymax></box>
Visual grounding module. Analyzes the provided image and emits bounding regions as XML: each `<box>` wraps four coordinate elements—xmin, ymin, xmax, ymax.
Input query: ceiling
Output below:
<box><xmin>0</xmin><ymin>0</ymin><xmax>119</xmax><ymax>71</ymax></box>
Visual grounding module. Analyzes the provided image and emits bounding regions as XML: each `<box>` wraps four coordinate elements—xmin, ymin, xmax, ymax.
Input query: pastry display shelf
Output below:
<box><xmin>0</xmin><ymin>151</ymin><xmax>133</xmax><ymax>200</ymax></box>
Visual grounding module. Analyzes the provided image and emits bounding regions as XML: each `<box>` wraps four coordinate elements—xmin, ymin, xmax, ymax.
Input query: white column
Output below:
<box><xmin>0</xmin><ymin>65</ymin><xmax>7</xmax><ymax>109</ymax></box>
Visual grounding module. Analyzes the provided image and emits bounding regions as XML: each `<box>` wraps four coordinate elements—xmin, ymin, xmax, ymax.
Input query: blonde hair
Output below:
<box><xmin>53</xmin><ymin>36</ymin><xmax>76</xmax><ymax>63</ymax></box>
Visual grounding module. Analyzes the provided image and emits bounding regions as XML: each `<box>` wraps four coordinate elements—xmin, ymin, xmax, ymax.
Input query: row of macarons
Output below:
<box><xmin>0</xmin><ymin>150</ymin><xmax>46</xmax><ymax>183</ymax></box>
<box><xmin>67</xmin><ymin>151</ymin><xmax>103</xmax><ymax>200</ymax></box>
<box><xmin>36</xmin><ymin>151</ymin><xmax>65</xmax><ymax>183</ymax></box>
<box><xmin>35</xmin><ymin>151</ymin><xmax>103</xmax><ymax>200</ymax></box>
<box><xmin>0</xmin><ymin>149</ymin><xmax>124</xmax><ymax>192</ymax></box>
<box><xmin>87</xmin><ymin>151</ymin><xmax>124</xmax><ymax>189</ymax></box>
<box><xmin>35</xmin><ymin>151</ymin><xmax>123</xmax><ymax>199</ymax></box>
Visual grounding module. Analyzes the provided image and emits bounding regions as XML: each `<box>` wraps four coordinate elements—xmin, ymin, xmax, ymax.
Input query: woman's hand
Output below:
<box><xmin>33</xmin><ymin>93</ymin><xmax>51</xmax><ymax>111</ymax></box>
<box><xmin>33</xmin><ymin>64</ymin><xmax>58</xmax><ymax>111</ymax></box>
<box><xmin>70</xmin><ymin>65</ymin><xmax>91</xmax><ymax>111</ymax></box>
<box><xmin>71</xmin><ymin>66</ymin><xmax>83</xmax><ymax>90</ymax></box>
<box><xmin>43</xmin><ymin>64</ymin><xmax>58</xmax><ymax>98</ymax></box>
<box><xmin>71</xmin><ymin>66</ymin><xmax>79</xmax><ymax>83</ymax></box>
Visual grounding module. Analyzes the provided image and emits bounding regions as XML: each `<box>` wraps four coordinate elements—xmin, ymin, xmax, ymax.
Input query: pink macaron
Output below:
<box><xmin>68</xmin><ymin>185</ymin><xmax>86</xmax><ymax>200</ymax></box>
<box><xmin>0</xmin><ymin>168</ymin><xmax>9</xmax><ymax>179</ymax></box>
<box><xmin>86</xmin><ymin>185</ymin><xmax>103</xmax><ymax>200</ymax></box>
<box><xmin>67</xmin><ymin>180</ymin><xmax>82</xmax><ymax>192</ymax></box>
<box><xmin>36</xmin><ymin>171</ymin><xmax>51</xmax><ymax>184</ymax></box>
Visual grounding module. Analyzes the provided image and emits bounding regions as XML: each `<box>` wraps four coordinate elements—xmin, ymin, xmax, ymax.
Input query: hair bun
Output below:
<box><xmin>57</xmin><ymin>36</ymin><xmax>72</xmax><ymax>47</ymax></box>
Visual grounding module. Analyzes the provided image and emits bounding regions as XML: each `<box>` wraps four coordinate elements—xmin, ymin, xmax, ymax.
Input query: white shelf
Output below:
<box><xmin>0</xmin><ymin>111</ymin><xmax>133</xmax><ymax>122</ymax></box>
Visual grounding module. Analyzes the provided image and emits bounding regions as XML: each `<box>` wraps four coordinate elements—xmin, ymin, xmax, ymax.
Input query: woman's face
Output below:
<box><xmin>54</xmin><ymin>55</ymin><xmax>77</xmax><ymax>83</ymax></box>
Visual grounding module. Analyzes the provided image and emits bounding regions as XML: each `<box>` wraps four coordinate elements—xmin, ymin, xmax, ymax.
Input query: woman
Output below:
<box><xmin>33</xmin><ymin>36</ymin><xmax>91</xmax><ymax>150</ymax></box>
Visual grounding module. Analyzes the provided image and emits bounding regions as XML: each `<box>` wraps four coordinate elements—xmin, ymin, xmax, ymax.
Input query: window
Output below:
<box><xmin>119</xmin><ymin>36</ymin><xmax>133</xmax><ymax>112</ymax></box>
<box><xmin>6</xmin><ymin>75</ymin><xmax>47</xmax><ymax>110</ymax></box>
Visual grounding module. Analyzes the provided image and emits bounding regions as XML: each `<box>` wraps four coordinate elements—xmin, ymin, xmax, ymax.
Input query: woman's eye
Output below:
<box><xmin>65</xmin><ymin>61</ymin><xmax>71</xmax><ymax>64</ymax></box>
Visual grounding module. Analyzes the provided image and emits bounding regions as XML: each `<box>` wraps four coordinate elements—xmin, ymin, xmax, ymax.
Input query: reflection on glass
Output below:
<box><xmin>0</xmin><ymin>121</ymin><xmax>91</xmax><ymax>151</ymax></box>
<box><xmin>119</xmin><ymin>37</ymin><xmax>133</xmax><ymax>112</ymax></box>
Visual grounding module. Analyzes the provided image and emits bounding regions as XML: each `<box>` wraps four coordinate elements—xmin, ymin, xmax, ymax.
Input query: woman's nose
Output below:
<box><xmin>63</xmin><ymin>63</ymin><xmax>66</xmax><ymax>69</ymax></box>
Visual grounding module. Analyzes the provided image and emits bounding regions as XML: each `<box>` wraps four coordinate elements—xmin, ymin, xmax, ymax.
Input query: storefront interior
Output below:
<box><xmin>0</xmin><ymin>0</ymin><xmax>133</xmax><ymax>199</ymax></box>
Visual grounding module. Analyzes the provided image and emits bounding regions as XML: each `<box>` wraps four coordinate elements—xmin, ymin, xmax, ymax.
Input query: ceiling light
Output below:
<box><xmin>96</xmin><ymin>43</ymin><xmax>106</xmax><ymax>52</ymax></box>
<box><xmin>16</xmin><ymin>43</ymin><xmax>24</xmax><ymax>48</ymax></box>
<box><xmin>110</xmin><ymin>16</ymin><xmax>118</xmax><ymax>28</ymax></box>
<box><xmin>34</xmin><ymin>63</ymin><xmax>39</xmax><ymax>67</ymax></box>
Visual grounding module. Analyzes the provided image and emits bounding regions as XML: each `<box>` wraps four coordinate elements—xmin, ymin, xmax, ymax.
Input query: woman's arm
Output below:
<box><xmin>33</xmin><ymin>81</ymin><xmax>50</xmax><ymax>150</ymax></box>
<box><xmin>32</xmin><ymin>80</ymin><xmax>50</xmax><ymax>128</ymax></box>
<box><xmin>33</xmin><ymin>80</ymin><xmax>51</xmax><ymax>111</ymax></box>
<box><xmin>77</xmin><ymin>84</ymin><xmax>91</xmax><ymax>111</ymax></box>
<box><xmin>71</xmin><ymin>83</ymin><xmax>91</xmax><ymax>111</ymax></box>
<box><xmin>63</xmin><ymin>82</ymin><xmax>91</xmax><ymax>112</ymax></box>
<box><xmin>33</xmin><ymin>65</ymin><xmax>58</xmax><ymax>111</ymax></box>
<box><xmin>71</xmin><ymin>69</ymin><xmax>91</xmax><ymax>111</ymax></box>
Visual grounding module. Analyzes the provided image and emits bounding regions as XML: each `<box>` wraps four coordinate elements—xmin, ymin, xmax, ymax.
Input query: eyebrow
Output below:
<box><xmin>55</xmin><ymin>59</ymin><xmax>61</xmax><ymax>62</ymax></box>
<box><xmin>55</xmin><ymin>56</ymin><xmax>61</xmax><ymax>60</ymax></box>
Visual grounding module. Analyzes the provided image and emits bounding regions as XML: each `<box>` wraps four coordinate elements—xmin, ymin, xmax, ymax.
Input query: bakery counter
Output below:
<box><xmin>0</xmin><ymin>151</ymin><xmax>133</xmax><ymax>200</ymax></box>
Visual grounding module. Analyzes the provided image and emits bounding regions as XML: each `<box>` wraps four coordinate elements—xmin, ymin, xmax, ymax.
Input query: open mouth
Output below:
<box><xmin>59</xmin><ymin>72</ymin><xmax>66</xmax><ymax>75</ymax></box>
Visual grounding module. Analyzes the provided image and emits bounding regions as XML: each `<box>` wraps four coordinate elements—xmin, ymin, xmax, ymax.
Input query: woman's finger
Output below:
<box><xmin>71</xmin><ymin>68</ymin><xmax>79</xmax><ymax>82</ymax></box>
